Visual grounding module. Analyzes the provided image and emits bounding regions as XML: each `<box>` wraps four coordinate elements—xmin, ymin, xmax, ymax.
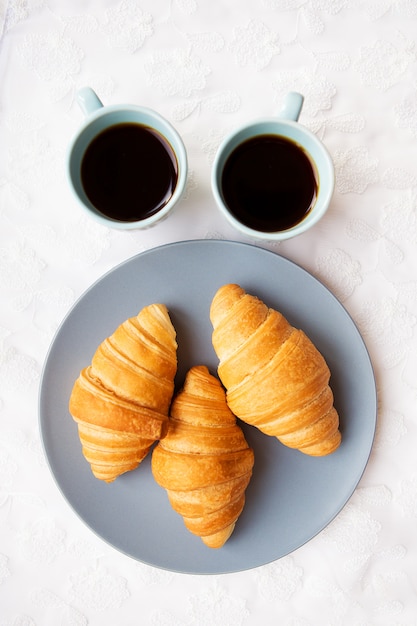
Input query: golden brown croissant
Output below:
<box><xmin>69</xmin><ymin>303</ymin><xmax>177</xmax><ymax>482</ymax></box>
<box><xmin>210</xmin><ymin>284</ymin><xmax>341</xmax><ymax>456</ymax></box>
<box><xmin>151</xmin><ymin>365</ymin><xmax>254</xmax><ymax>548</ymax></box>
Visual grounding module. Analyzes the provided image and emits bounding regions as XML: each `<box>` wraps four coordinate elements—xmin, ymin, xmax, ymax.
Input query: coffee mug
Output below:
<box><xmin>67</xmin><ymin>87</ymin><xmax>188</xmax><ymax>229</ymax></box>
<box><xmin>211</xmin><ymin>92</ymin><xmax>334</xmax><ymax>240</ymax></box>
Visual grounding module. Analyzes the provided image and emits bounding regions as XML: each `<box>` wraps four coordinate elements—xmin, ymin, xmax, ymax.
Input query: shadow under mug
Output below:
<box><xmin>67</xmin><ymin>87</ymin><xmax>188</xmax><ymax>230</ymax></box>
<box><xmin>211</xmin><ymin>92</ymin><xmax>335</xmax><ymax>241</ymax></box>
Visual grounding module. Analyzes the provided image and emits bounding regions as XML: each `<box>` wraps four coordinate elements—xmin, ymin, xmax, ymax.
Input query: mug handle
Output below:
<box><xmin>76</xmin><ymin>87</ymin><xmax>104</xmax><ymax>116</ymax></box>
<box><xmin>278</xmin><ymin>92</ymin><xmax>304</xmax><ymax>121</ymax></box>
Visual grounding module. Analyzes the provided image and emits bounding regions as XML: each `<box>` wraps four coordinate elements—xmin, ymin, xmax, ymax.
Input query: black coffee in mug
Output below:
<box><xmin>220</xmin><ymin>134</ymin><xmax>318</xmax><ymax>232</ymax></box>
<box><xmin>81</xmin><ymin>122</ymin><xmax>178</xmax><ymax>222</ymax></box>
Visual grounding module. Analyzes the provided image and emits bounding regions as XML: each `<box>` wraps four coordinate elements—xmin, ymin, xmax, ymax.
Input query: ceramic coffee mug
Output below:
<box><xmin>67</xmin><ymin>87</ymin><xmax>188</xmax><ymax>229</ymax></box>
<box><xmin>211</xmin><ymin>92</ymin><xmax>334</xmax><ymax>240</ymax></box>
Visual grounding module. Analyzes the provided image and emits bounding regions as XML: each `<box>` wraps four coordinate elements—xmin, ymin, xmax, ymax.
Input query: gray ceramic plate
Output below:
<box><xmin>39</xmin><ymin>240</ymin><xmax>377</xmax><ymax>574</ymax></box>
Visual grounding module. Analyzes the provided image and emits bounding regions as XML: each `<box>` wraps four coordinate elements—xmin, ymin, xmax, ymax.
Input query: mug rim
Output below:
<box><xmin>67</xmin><ymin>104</ymin><xmax>188</xmax><ymax>230</ymax></box>
<box><xmin>211</xmin><ymin>118</ymin><xmax>335</xmax><ymax>241</ymax></box>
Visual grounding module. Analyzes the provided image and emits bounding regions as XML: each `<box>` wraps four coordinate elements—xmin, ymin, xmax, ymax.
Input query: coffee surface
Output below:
<box><xmin>81</xmin><ymin>123</ymin><xmax>178</xmax><ymax>222</ymax></box>
<box><xmin>221</xmin><ymin>134</ymin><xmax>317</xmax><ymax>232</ymax></box>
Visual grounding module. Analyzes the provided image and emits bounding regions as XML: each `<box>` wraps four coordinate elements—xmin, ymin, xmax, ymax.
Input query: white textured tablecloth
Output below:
<box><xmin>1</xmin><ymin>1</ymin><xmax>417</xmax><ymax>624</ymax></box>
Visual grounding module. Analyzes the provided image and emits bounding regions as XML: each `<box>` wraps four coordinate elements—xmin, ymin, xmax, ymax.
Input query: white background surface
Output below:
<box><xmin>1</xmin><ymin>1</ymin><xmax>417</xmax><ymax>624</ymax></box>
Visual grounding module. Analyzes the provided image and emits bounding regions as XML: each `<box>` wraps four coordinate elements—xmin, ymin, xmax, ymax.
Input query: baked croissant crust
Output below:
<box><xmin>151</xmin><ymin>365</ymin><xmax>254</xmax><ymax>548</ymax></box>
<box><xmin>210</xmin><ymin>284</ymin><xmax>341</xmax><ymax>456</ymax></box>
<box><xmin>69</xmin><ymin>304</ymin><xmax>177</xmax><ymax>482</ymax></box>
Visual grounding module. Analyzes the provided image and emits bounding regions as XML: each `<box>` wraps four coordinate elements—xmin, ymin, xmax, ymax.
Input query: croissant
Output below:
<box><xmin>151</xmin><ymin>365</ymin><xmax>254</xmax><ymax>548</ymax></box>
<box><xmin>69</xmin><ymin>303</ymin><xmax>177</xmax><ymax>482</ymax></box>
<box><xmin>210</xmin><ymin>284</ymin><xmax>341</xmax><ymax>456</ymax></box>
